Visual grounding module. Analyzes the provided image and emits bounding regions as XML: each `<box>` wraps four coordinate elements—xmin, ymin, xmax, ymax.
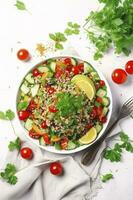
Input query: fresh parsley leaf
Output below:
<box><xmin>8</xmin><ymin>137</ymin><xmax>21</xmax><ymax>151</ymax></box>
<box><xmin>65</xmin><ymin>22</ymin><xmax>80</xmax><ymax>36</ymax></box>
<box><xmin>49</xmin><ymin>33</ymin><xmax>57</xmax><ymax>41</ymax></box>
<box><xmin>101</xmin><ymin>173</ymin><xmax>113</xmax><ymax>182</ymax></box>
<box><xmin>103</xmin><ymin>143</ymin><xmax>122</xmax><ymax>162</ymax></box>
<box><xmin>49</xmin><ymin>32</ymin><xmax>67</xmax><ymax>50</ymax></box>
<box><xmin>15</xmin><ymin>0</ymin><xmax>27</xmax><ymax>11</ymax></box>
<box><xmin>0</xmin><ymin>109</ymin><xmax>15</xmax><ymax>121</ymax></box>
<box><xmin>17</xmin><ymin>102</ymin><xmax>29</xmax><ymax>111</ymax></box>
<box><xmin>67</xmin><ymin>22</ymin><xmax>80</xmax><ymax>29</ymax></box>
<box><xmin>5</xmin><ymin>109</ymin><xmax>15</xmax><ymax>120</ymax></box>
<box><xmin>120</xmin><ymin>132</ymin><xmax>129</xmax><ymax>143</ymax></box>
<box><xmin>55</xmin><ymin>42</ymin><xmax>64</xmax><ymax>49</ymax></box>
<box><xmin>0</xmin><ymin>163</ymin><xmax>18</xmax><ymax>185</ymax></box>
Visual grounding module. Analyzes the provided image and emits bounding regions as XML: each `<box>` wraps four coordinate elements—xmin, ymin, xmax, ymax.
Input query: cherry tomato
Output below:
<box><xmin>41</xmin><ymin>120</ymin><xmax>47</xmax><ymax>129</ymax></box>
<box><xmin>112</xmin><ymin>68</ymin><xmax>127</xmax><ymax>84</ymax></box>
<box><xmin>99</xmin><ymin>80</ymin><xmax>105</xmax><ymax>87</ymax></box>
<box><xmin>71</xmin><ymin>66</ymin><xmax>80</xmax><ymax>75</ymax></box>
<box><xmin>28</xmin><ymin>99</ymin><xmax>37</xmax><ymax>110</ymax></box>
<box><xmin>55</xmin><ymin>69</ymin><xmax>64</xmax><ymax>78</ymax></box>
<box><xmin>29</xmin><ymin>129</ymin><xmax>40</xmax><ymax>139</ymax></box>
<box><xmin>65</xmin><ymin>65</ymin><xmax>72</xmax><ymax>73</ymax></box>
<box><xmin>50</xmin><ymin>162</ymin><xmax>63</xmax><ymax>176</ymax></box>
<box><xmin>49</xmin><ymin>105</ymin><xmax>58</xmax><ymax>113</ymax></box>
<box><xmin>77</xmin><ymin>63</ymin><xmax>84</xmax><ymax>72</ymax></box>
<box><xmin>90</xmin><ymin>107</ymin><xmax>97</xmax><ymax>119</ymax></box>
<box><xmin>32</xmin><ymin>68</ymin><xmax>41</xmax><ymax>77</ymax></box>
<box><xmin>96</xmin><ymin>106</ymin><xmax>103</xmax><ymax>116</ymax></box>
<box><xmin>95</xmin><ymin>83</ymin><xmax>100</xmax><ymax>90</ymax></box>
<box><xmin>64</xmin><ymin>58</ymin><xmax>72</xmax><ymax>65</ymax></box>
<box><xmin>43</xmin><ymin>133</ymin><xmax>50</xmax><ymax>144</ymax></box>
<box><xmin>60</xmin><ymin>138</ymin><xmax>68</xmax><ymax>149</ymax></box>
<box><xmin>47</xmin><ymin>87</ymin><xmax>56</xmax><ymax>95</ymax></box>
<box><xmin>99</xmin><ymin>116</ymin><xmax>107</xmax><ymax>123</ymax></box>
<box><xmin>18</xmin><ymin>110</ymin><xmax>30</xmax><ymax>121</ymax></box>
<box><xmin>86</xmin><ymin>123</ymin><xmax>93</xmax><ymax>130</ymax></box>
<box><xmin>20</xmin><ymin>147</ymin><xmax>33</xmax><ymax>160</ymax></box>
<box><xmin>125</xmin><ymin>60</ymin><xmax>133</xmax><ymax>74</ymax></box>
<box><xmin>96</xmin><ymin>97</ymin><xmax>102</xmax><ymax>103</ymax></box>
<box><xmin>17</xmin><ymin>49</ymin><xmax>30</xmax><ymax>61</ymax></box>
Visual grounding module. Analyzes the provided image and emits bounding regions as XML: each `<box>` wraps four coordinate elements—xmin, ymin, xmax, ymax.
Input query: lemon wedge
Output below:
<box><xmin>79</xmin><ymin>127</ymin><xmax>97</xmax><ymax>144</ymax></box>
<box><xmin>71</xmin><ymin>75</ymin><xmax>96</xmax><ymax>100</ymax></box>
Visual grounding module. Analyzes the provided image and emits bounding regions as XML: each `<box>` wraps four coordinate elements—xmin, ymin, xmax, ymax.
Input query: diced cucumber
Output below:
<box><xmin>84</xmin><ymin>62</ymin><xmax>94</xmax><ymax>74</ymax></box>
<box><xmin>47</xmin><ymin>72</ymin><xmax>54</xmax><ymax>78</ymax></box>
<box><xmin>90</xmin><ymin>72</ymin><xmax>100</xmax><ymax>81</ymax></box>
<box><xmin>95</xmin><ymin>123</ymin><xmax>103</xmax><ymax>133</ymax></box>
<box><xmin>96</xmin><ymin>89</ymin><xmax>107</xmax><ymax>98</ymax></box>
<box><xmin>39</xmin><ymin>137</ymin><xmax>46</xmax><ymax>146</ymax></box>
<box><xmin>38</xmin><ymin>66</ymin><xmax>49</xmax><ymax>73</ymax></box>
<box><xmin>25</xmin><ymin>119</ymin><xmax>33</xmax><ymax>131</ymax></box>
<box><xmin>25</xmin><ymin>73</ymin><xmax>34</xmax><ymax>84</ymax></box>
<box><xmin>102</xmin><ymin>97</ymin><xmax>110</xmax><ymax>106</ymax></box>
<box><xmin>54</xmin><ymin>143</ymin><xmax>61</xmax><ymax>150</ymax></box>
<box><xmin>71</xmin><ymin>58</ymin><xmax>78</xmax><ymax>66</ymax></box>
<box><xmin>31</xmin><ymin>84</ymin><xmax>39</xmax><ymax>97</ymax></box>
<box><xmin>50</xmin><ymin>62</ymin><xmax>56</xmax><ymax>72</ymax></box>
<box><xmin>102</xmin><ymin>107</ymin><xmax>109</xmax><ymax>116</ymax></box>
<box><xmin>20</xmin><ymin>84</ymin><xmax>30</xmax><ymax>94</ymax></box>
<box><xmin>67</xmin><ymin>141</ymin><xmax>76</xmax><ymax>150</ymax></box>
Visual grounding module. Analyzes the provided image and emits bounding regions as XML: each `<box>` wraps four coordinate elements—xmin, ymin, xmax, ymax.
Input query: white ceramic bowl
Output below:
<box><xmin>16</xmin><ymin>55</ymin><xmax>113</xmax><ymax>154</ymax></box>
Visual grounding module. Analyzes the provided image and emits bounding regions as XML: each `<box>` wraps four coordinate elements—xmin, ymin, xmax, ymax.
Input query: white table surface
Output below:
<box><xmin>0</xmin><ymin>0</ymin><xmax>133</xmax><ymax>199</ymax></box>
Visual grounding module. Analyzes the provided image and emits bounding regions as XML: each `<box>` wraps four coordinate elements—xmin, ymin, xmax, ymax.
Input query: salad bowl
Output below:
<box><xmin>16</xmin><ymin>55</ymin><xmax>113</xmax><ymax>154</ymax></box>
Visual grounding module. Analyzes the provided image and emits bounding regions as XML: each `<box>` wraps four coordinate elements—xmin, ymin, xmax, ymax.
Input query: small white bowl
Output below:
<box><xmin>16</xmin><ymin>55</ymin><xmax>113</xmax><ymax>154</ymax></box>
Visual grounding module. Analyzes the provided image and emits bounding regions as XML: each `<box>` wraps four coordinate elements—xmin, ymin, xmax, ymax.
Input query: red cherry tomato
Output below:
<box><xmin>43</xmin><ymin>133</ymin><xmax>51</xmax><ymax>144</ymax></box>
<box><xmin>90</xmin><ymin>107</ymin><xmax>97</xmax><ymax>119</ymax></box>
<box><xmin>50</xmin><ymin>162</ymin><xmax>63</xmax><ymax>176</ymax></box>
<box><xmin>18</xmin><ymin>110</ymin><xmax>30</xmax><ymax>121</ymax></box>
<box><xmin>47</xmin><ymin>87</ymin><xmax>56</xmax><ymax>95</ymax></box>
<box><xmin>64</xmin><ymin>58</ymin><xmax>72</xmax><ymax>65</ymax></box>
<box><xmin>32</xmin><ymin>68</ymin><xmax>41</xmax><ymax>77</ymax></box>
<box><xmin>41</xmin><ymin>120</ymin><xmax>47</xmax><ymax>129</ymax></box>
<box><xmin>96</xmin><ymin>97</ymin><xmax>102</xmax><ymax>103</ymax></box>
<box><xmin>95</xmin><ymin>83</ymin><xmax>100</xmax><ymax>90</ymax></box>
<box><xmin>28</xmin><ymin>99</ymin><xmax>37</xmax><ymax>110</ymax></box>
<box><xmin>60</xmin><ymin>138</ymin><xmax>68</xmax><ymax>149</ymax></box>
<box><xmin>125</xmin><ymin>60</ymin><xmax>133</xmax><ymax>74</ymax></box>
<box><xmin>65</xmin><ymin>65</ymin><xmax>72</xmax><ymax>73</ymax></box>
<box><xmin>99</xmin><ymin>116</ymin><xmax>107</xmax><ymax>123</ymax></box>
<box><xmin>49</xmin><ymin>105</ymin><xmax>58</xmax><ymax>113</ymax></box>
<box><xmin>99</xmin><ymin>80</ymin><xmax>105</xmax><ymax>87</ymax></box>
<box><xmin>17</xmin><ymin>49</ymin><xmax>30</xmax><ymax>61</ymax></box>
<box><xmin>71</xmin><ymin>66</ymin><xmax>80</xmax><ymax>75</ymax></box>
<box><xmin>20</xmin><ymin>147</ymin><xmax>33</xmax><ymax>159</ymax></box>
<box><xmin>77</xmin><ymin>63</ymin><xmax>84</xmax><ymax>72</ymax></box>
<box><xmin>112</xmin><ymin>68</ymin><xmax>127</xmax><ymax>84</ymax></box>
<box><xmin>29</xmin><ymin>129</ymin><xmax>40</xmax><ymax>139</ymax></box>
<box><xmin>96</xmin><ymin>106</ymin><xmax>103</xmax><ymax>116</ymax></box>
<box><xmin>86</xmin><ymin>123</ymin><xmax>93</xmax><ymax>130</ymax></box>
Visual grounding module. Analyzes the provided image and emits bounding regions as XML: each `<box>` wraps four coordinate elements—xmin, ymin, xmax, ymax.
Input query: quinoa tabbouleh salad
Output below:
<box><xmin>17</xmin><ymin>57</ymin><xmax>110</xmax><ymax>150</ymax></box>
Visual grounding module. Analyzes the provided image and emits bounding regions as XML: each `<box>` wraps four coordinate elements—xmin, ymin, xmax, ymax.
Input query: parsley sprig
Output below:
<box><xmin>8</xmin><ymin>137</ymin><xmax>21</xmax><ymax>151</ymax></box>
<box><xmin>0</xmin><ymin>109</ymin><xmax>15</xmax><ymax>121</ymax></box>
<box><xmin>49</xmin><ymin>32</ymin><xmax>67</xmax><ymax>49</ymax></box>
<box><xmin>0</xmin><ymin>164</ymin><xmax>18</xmax><ymax>185</ymax></box>
<box><xmin>101</xmin><ymin>173</ymin><xmax>113</xmax><ymax>183</ymax></box>
<box><xmin>104</xmin><ymin>132</ymin><xmax>133</xmax><ymax>162</ymax></box>
<box><xmin>64</xmin><ymin>22</ymin><xmax>80</xmax><ymax>36</ymax></box>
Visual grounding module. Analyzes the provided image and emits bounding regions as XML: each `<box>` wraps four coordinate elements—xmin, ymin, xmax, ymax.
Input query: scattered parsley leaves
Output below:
<box><xmin>0</xmin><ymin>109</ymin><xmax>15</xmax><ymax>121</ymax></box>
<box><xmin>15</xmin><ymin>0</ymin><xmax>27</xmax><ymax>11</ymax></box>
<box><xmin>0</xmin><ymin>163</ymin><xmax>18</xmax><ymax>185</ymax></box>
<box><xmin>101</xmin><ymin>173</ymin><xmax>113</xmax><ymax>182</ymax></box>
<box><xmin>64</xmin><ymin>22</ymin><xmax>80</xmax><ymax>36</ymax></box>
<box><xmin>49</xmin><ymin>32</ymin><xmax>67</xmax><ymax>50</ymax></box>
<box><xmin>8</xmin><ymin>137</ymin><xmax>21</xmax><ymax>151</ymax></box>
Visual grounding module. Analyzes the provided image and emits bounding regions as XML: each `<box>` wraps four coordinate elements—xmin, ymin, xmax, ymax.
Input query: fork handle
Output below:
<box><xmin>81</xmin><ymin>118</ymin><xmax>119</xmax><ymax>165</ymax></box>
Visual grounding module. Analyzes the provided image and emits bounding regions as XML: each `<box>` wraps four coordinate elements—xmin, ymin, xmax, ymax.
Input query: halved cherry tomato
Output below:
<box><xmin>60</xmin><ymin>138</ymin><xmax>68</xmax><ymax>149</ymax></box>
<box><xmin>125</xmin><ymin>60</ymin><xmax>133</xmax><ymax>74</ymax></box>
<box><xmin>99</xmin><ymin>116</ymin><xmax>107</xmax><ymax>123</ymax></box>
<box><xmin>95</xmin><ymin>83</ymin><xmax>100</xmax><ymax>90</ymax></box>
<box><xmin>65</xmin><ymin>65</ymin><xmax>72</xmax><ymax>73</ymax></box>
<box><xmin>32</xmin><ymin>68</ymin><xmax>41</xmax><ymax>77</ymax></box>
<box><xmin>96</xmin><ymin>106</ymin><xmax>103</xmax><ymax>116</ymax></box>
<box><xmin>50</xmin><ymin>162</ymin><xmax>63</xmax><ymax>176</ymax></box>
<box><xmin>43</xmin><ymin>133</ymin><xmax>50</xmax><ymax>144</ymax></box>
<box><xmin>112</xmin><ymin>68</ymin><xmax>127</xmax><ymax>84</ymax></box>
<box><xmin>96</xmin><ymin>97</ymin><xmax>102</xmax><ymax>103</ymax></box>
<box><xmin>99</xmin><ymin>80</ymin><xmax>105</xmax><ymax>87</ymax></box>
<box><xmin>20</xmin><ymin>147</ymin><xmax>33</xmax><ymax>160</ymax></box>
<box><xmin>47</xmin><ymin>87</ymin><xmax>56</xmax><ymax>95</ymax></box>
<box><xmin>71</xmin><ymin>66</ymin><xmax>80</xmax><ymax>75</ymax></box>
<box><xmin>49</xmin><ymin>105</ymin><xmax>58</xmax><ymax>113</ymax></box>
<box><xmin>77</xmin><ymin>63</ymin><xmax>84</xmax><ymax>72</ymax></box>
<box><xmin>17</xmin><ymin>49</ymin><xmax>30</xmax><ymax>61</ymax></box>
<box><xmin>90</xmin><ymin>107</ymin><xmax>97</xmax><ymax>119</ymax></box>
<box><xmin>28</xmin><ymin>99</ymin><xmax>37</xmax><ymax>110</ymax></box>
<box><xmin>86</xmin><ymin>123</ymin><xmax>93</xmax><ymax>130</ymax></box>
<box><xmin>55</xmin><ymin>69</ymin><xmax>64</xmax><ymax>78</ymax></box>
<box><xmin>64</xmin><ymin>58</ymin><xmax>72</xmax><ymax>65</ymax></box>
<box><xmin>41</xmin><ymin>120</ymin><xmax>47</xmax><ymax>129</ymax></box>
<box><xmin>18</xmin><ymin>110</ymin><xmax>30</xmax><ymax>120</ymax></box>
<box><xmin>29</xmin><ymin>129</ymin><xmax>40</xmax><ymax>139</ymax></box>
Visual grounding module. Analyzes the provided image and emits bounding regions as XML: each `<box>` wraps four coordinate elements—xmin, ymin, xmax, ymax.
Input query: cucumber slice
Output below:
<box><xmin>67</xmin><ymin>141</ymin><xmax>76</xmax><ymax>150</ymax></box>
<box><xmin>90</xmin><ymin>72</ymin><xmax>100</xmax><ymax>81</ymax></box>
<box><xmin>25</xmin><ymin>73</ymin><xmax>34</xmax><ymax>84</ymax></box>
<box><xmin>96</xmin><ymin>89</ymin><xmax>107</xmax><ymax>98</ymax></box>
<box><xmin>102</xmin><ymin>107</ymin><xmax>109</xmax><ymax>116</ymax></box>
<box><xmin>95</xmin><ymin>123</ymin><xmax>103</xmax><ymax>133</ymax></box>
<box><xmin>50</xmin><ymin>62</ymin><xmax>56</xmax><ymax>72</ymax></box>
<box><xmin>39</xmin><ymin>137</ymin><xmax>45</xmax><ymax>146</ymax></box>
<box><xmin>84</xmin><ymin>62</ymin><xmax>94</xmax><ymax>74</ymax></box>
<box><xmin>25</xmin><ymin>119</ymin><xmax>33</xmax><ymax>131</ymax></box>
<box><xmin>38</xmin><ymin>66</ymin><xmax>49</xmax><ymax>73</ymax></box>
<box><xmin>31</xmin><ymin>84</ymin><xmax>39</xmax><ymax>97</ymax></box>
<box><xmin>54</xmin><ymin>143</ymin><xmax>61</xmax><ymax>150</ymax></box>
<box><xmin>102</xmin><ymin>97</ymin><xmax>110</xmax><ymax>106</ymax></box>
<box><xmin>71</xmin><ymin>58</ymin><xmax>78</xmax><ymax>66</ymax></box>
<box><xmin>20</xmin><ymin>84</ymin><xmax>30</xmax><ymax>94</ymax></box>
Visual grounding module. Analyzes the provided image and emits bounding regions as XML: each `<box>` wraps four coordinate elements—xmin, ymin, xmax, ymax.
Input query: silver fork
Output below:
<box><xmin>81</xmin><ymin>96</ymin><xmax>133</xmax><ymax>165</ymax></box>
